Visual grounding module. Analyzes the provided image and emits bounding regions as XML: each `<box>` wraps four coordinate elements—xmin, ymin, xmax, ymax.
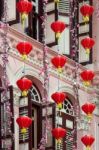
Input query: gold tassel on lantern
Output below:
<box><xmin>83</xmin><ymin>15</ymin><xmax>89</xmax><ymax>22</ymax></box>
<box><xmin>54</xmin><ymin>0</ymin><xmax>60</xmax><ymax>3</ymax></box>
<box><xmin>22</xmin><ymin>54</ymin><xmax>28</xmax><ymax>60</ymax></box>
<box><xmin>21</xmin><ymin>13</ymin><xmax>28</xmax><ymax>28</ymax></box>
<box><xmin>22</xmin><ymin>90</ymin><xmax>28</xmax><ymax>97</ymax></box>
<box><xmin>83</xmin><ymin>81</ymin><xmax>91</xmax><ymax>87</ymax></box>
<box><xmin>57</xmin><ymin>67</ymin><xmax>63</xmax><ymax>74</ymax></box>
<box><xmin>87</xmin><ymin>113</ymin><xmax>92</xmax><ymax>122</ymax></box>
<box><xmin>56</xmin><ymin>32</ymin><xmax>61</xmax><ymax>39</ymax></box>
<box><xmin>21</xmin><ymin>128</ymin><xmax>27</xmax><ymax>134</ymax></box>
<box><xmin>86</xmin><ymin>145</ymin><xmax>91</xmax><ymax>150</ymax></box>
<box><xmin>56</xmin><ymin>139</ymin><xmax>62</xmax><ymax>144</ymax></box>
<box><xmin>57</xmin><ymin>103</ymin><xmax>62</xmax><ymax>110</ymax></box>
<box><xmin>85</xmin><ymin>48</ymin><xmax>90</xmax><ymax>55</ymax></box>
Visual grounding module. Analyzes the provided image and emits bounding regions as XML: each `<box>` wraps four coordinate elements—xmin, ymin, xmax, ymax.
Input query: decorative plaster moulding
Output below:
<box><xmin>0</xmin><ymin>25</ymin><xmax>97</xmax><ymax>94</ymax></box>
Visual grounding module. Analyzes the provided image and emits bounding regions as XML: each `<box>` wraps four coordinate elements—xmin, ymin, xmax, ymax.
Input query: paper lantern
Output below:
<box><xmin>80</xmin><ymin>4</ymin><xmax>94</xmax><ymax>22</ymax></box>
<box><xmin>17</xmin><ymin>0</ymin><xmax>33</xmax><ymax>25</ymax></box>
<box><xmin>81</xmin><ymin>135</ymin><xmax>95</xmax><ymax>150</ymax></box>
<box><xmin>51</xmin><ymin>92</ymin><xmax>66</xmax><ymax>109</ymax></box>
<box><xmin>16</xmin><ymin>116</ymin><xmax>32</xmax><ymax>134</ymax></box>
<box><xmin>80</xmin><ymin>70</ymin><xmax>95</xmax><ymax>86</ymax></box>
<box><xmin>16</xmin><ymin>42</ymin><xmax>33</xmax><ymax>60</ymax></box>
<box><xmin>82</xmin><ymin>103</ymin><xmax>96</xmax><ymax>121</ymax></box>
<box><xmin>51</xmin><ymin>21</ymin><xmax>66</xmax><ymax>39</ymax></box>
<box><xmin>16</xmin><ymin>77</ymin><xmax>32</xmax><ymax>96</ymax></box>
<box><xmin>81</xmin><ymin>37</ymin><xmax>95</xmax><ymax>55</ymax></box>
<box><xmin>51</xmin><ymin>55</ymin><xmax>66</xmax><ymax>73</ymax></box>
<box><xmin>52</xmin><ymin>127</ymin><xmax>66</xmax><ymax>143</ymax></box>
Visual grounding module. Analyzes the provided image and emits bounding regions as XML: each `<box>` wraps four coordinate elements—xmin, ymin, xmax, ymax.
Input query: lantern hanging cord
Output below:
<box><xmin>22</xmin><ymin>62</ymin><xmax>26</xmax><ymax>77</ymax></box>
<box><xmin>56</xmin><ymin>0</ymin><xmax>60</xmax><ymax>54</ymax></box>
<box><xmin>22</xmin><ymin>16</ymin><xmax>27</xmax><ymax>77</ymax></box>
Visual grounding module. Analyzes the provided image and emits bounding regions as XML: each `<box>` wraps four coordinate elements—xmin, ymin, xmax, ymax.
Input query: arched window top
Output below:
<box><xmin>61</xmin><ymin>98</ymin><xmax>74</xmax><ymax>116</ymax></box>
<box><xmin>29</xmin><ymin>85</ymin><xmax>41</xmax><ymax>103</ymax></box>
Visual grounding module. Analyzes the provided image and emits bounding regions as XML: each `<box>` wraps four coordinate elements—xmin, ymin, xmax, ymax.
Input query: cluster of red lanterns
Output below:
<box><xmin>80</xmin><ymin>4</ymin><xmax>94</xmax><ymax>22</ymax></box>
<box><xmin>16</xmin><ymin>0</ymin><xmax>33</xmax><ymax>59</ymax></box>
<box><xmin>51</xmin><ymin>55</ymin><xmax>67</xmax><ymax>73</ymax></box>
<box><xmin>17</xmin><ymin>0</ymin><xmax>33</xmax><ymax>25</ymax></box>
<box><xmin>81</xmin><ymin>103</ymin><xmax>96</xmax><ymax>121</ymax></box>
<box><xmin>80</xmin><ymin>70</ymin><xmax>95</xmax><ymax>87</ymax></box>
<box><xmin>80</xmin><ymin>4</ymin><xmax>95</xmax><ymax>56</ymax></box>
<box><xmin>51</xmin><ymin>21</ymin><xmax>67</xmax><ymax>39</ymax></box>
<box><xmin>16</xmin><ymin>116</ymin><xmax>32</xmax><ymax>134</ymax></box>
<box><xmin>51</xmin><ymin>92</ymin><xmax>66</xmax><ymax>109</ymax></box>
<box><xmin>16</xmin><ymin>2</ymin><xmax>33</xmax><ymax>96</ymax></box>
<box><xmin>51</xmin><ymin>18</ymin><xmax>67</xmax><ymax>146</ymax></box>
<box><xmin>52</xmin><ymin>127</ymin><xmax>66</xmax><ymax>143</ymax></box>
<box><xmin>81</xmin><ymin>37</ymin><xmax>95</xmax><ymax>56</ymax></box>
<box><xmin>16</xmin><ymin>0</ymin><xmax>33</xmax><ymax>139</ymax></box>
<box><xmin>79</xmin><ymin>5</ymin><xmax>95</xmax><ymax>134</ymax></box>
<box><xmin>16</xmin><ymin>77</ymin><xmax>32</xmax><ymax>97</ymax></box>
<box><xmin>81</xmin><ymin>103</ymin><xmax>95</xmax><ymax>148</ymax></box>
<box><xmin>15</xmin><ymin>0</ymin><xmax>96</xmax><ymax>148</ymax></box>
<box><xmin>81</xmin><ymin>135</ymin><xmax>95</xmax><ymax>150</ymax></box>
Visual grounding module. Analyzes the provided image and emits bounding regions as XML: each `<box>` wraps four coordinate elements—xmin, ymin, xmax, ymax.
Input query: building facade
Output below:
<box><xmin>0</xmin><ymin>0</ymin><xmax>99</xmax><ymax>150</ymax></box>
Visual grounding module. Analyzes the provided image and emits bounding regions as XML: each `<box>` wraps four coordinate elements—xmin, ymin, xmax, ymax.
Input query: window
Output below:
<box><xmin>0</xmin><ymin>86</ymin><xmax>14</xmax><ymax>149</ymax></box>
<box><xmin>58</xmin><ymin>0</ymin><xmax>70</xmax><ymax>55</ymax></box>
<box><xmin>28</xmin><ymin>0</ymin><xmax>39</xmax><ymax>39</ymax></box>
<box><xmin>62</xmin><ymin>99</ymin><xmax>74</xmax><ymax>116</ymax></box>
<box><xmin>56</xmin><ymin>98</ymin><xmax>76</xmax><ymax>150</ymax></box>
<box><xmin>58</xmin><ymin>15</ymin><xmax>70</xmax><ymax>55</ymax></box>
<box><xmin>29</xmin><ymin>85</ymin><xmax>41</xmax><ymax>103</ymax></box>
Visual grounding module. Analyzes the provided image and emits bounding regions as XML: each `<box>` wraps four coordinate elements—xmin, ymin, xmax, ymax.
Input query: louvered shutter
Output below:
<box><xmin>58</xmin><ymin>0</ymin><xmax>70</xmax><ymax>55</ymax></box>
<box><xmin>0</xmin><ymin>86</ymin><xmax>15</xmax><ymax>149</ymax></box>
<box><xmin>57</xmin><ymin>112</ymin><xmax>76</xmax><ymax>150</ymax></box>
<box><xmin>41</xmin><ymin>103</ymin><xmax>56</xmax><ymax>150</ymax></box>
<box><xmin>46</xmin><ymin>1</ymin><xmax>58</xmax><ymax>46</ymax></box>
<box><xmin>78</xmin><ymin>0</ymin><xmax>93</xmax><ymax>64</ymax></box>
<box><xmin>0</xmin><ymin>0</ymin><xmax>19</xmax><ymax>25</ymax></box>
<box><xmin>59</xmin><ymin>0</ymin><xmax>70</xmax><ymax>14</ymax></box>
<box><xmin>19</xmin><ymin>94</ymin><xmax>32</xmax><ymax>150</ymax></box>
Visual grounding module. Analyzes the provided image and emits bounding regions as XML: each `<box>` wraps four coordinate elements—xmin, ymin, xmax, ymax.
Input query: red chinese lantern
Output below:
<box><xmin>51</xmin><ymin>92</ymin><xmax>66</xmax><ymax>109</ymax></box>
<box><xmin>17</xmin><ymin>0</ymin><xmax>33</xmax><ymax>25</ymax></box>
<box><xmin>80</xmin><ymin>4</ymin><xmax>94</xmax><ymax>22</ymax></box>
<box><xmin>81</xmin><ymin>135</ymin><xmax>95</xmax><ymax>150</ymax></box>
<box><xmin>80</xmin><ymin>70</ymin><xmax>95</xmax><ymax>86</ymax></box>
<box><xmin>81</xmin><ymin>37</ymin><xmax>95</xmax><ymax>55</ymax></box>
<box><xmin>16</xmin><ymin>77</ymin><xmax>32</xmax><ymax>96</ymax></box>
<box><xmin>16</xmin><ymin>42</ymin><xmax>33</xmax><ymax>60</ymax></box>
<box><xmin>52</xmin><ymin>127</ymin><xmax>66</xmax><ymax>143</ymax></box>
<box><xmin>51</xmin><ymin>55</ymin><xmax>67</xmax><ymax>73</ymax></box>
<box><xmin>16</xmin><ymin>116</ymin><xmax>32</xmax><ymax>134</ymax></box>
<box><xmin>82</xmin><ymin>103</ymin><xmax>96</xmax><ymax>121</ymax></box>
<box><xmin>51</xmin><ymin>21</ymin><xmax>66</xmax><ymax>39</ymax></box>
